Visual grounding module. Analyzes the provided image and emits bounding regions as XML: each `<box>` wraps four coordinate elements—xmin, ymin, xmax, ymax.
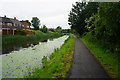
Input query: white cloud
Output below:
<box><xmin>0</xmin><ymin>0</ymin><xmax>78</xmax><ymax>29</ymax></box>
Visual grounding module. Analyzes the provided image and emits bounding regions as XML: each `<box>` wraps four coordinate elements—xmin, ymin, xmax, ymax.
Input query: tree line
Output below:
<box><xmin>68</xmin><ymin>2</ymin><xmax>120</xmax><ymax>53</ymax></box>
<box><xmin>25</xmin><ymin>17</ymin><xmax>70</xmax><ymax>34</ymax></box>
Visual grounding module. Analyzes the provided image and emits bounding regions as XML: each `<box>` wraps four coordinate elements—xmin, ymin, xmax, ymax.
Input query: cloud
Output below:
<box><xmin>0</xmin><ymin>0</ymin><xmax>78</xmax><ymax>29</ymax></box>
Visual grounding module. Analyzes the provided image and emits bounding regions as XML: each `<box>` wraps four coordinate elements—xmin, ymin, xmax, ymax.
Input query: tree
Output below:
<box><xmin>84</xmin><ymin>2</ymin><xmax>120</xmax><ymax>52</ymax></box>
<box><xmin>25</xmin><ymin>20</ymin><xmax>31</xmax><ymax>25</ymax></box>
<box><xmin>56</xmin><ymin>26</ymin><xmax>62</xmax><ymax>30</ymax></box>
<box><xmin>40</xmin><ymin>25</ymin><xmax>48</xmax><ymax>33</ymax></box>
<box><xmin>31</xmin><ymin>17</ymin><xmax>40</xmax><ymax>30</ymax></box>
<box><xmin>68</xmin><ymin>2</ymin><xmax>87</xmax><ymax>35</ymax></box>
<box><xmin>68</xmin><ymin>2</ymin><xmax>98</xmax><ymax>35</ymax></box>
<box><xmin>56</xmin><ymin>26</ymin><xmax>62</xmax><ymax>32</ymax></box>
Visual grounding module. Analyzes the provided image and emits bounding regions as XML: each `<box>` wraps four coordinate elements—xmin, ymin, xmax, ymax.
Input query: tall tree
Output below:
<box><xmin>68</xmin><ymin>2</ymin><xmax>98</xmax><ymax>35</ymax></box>
<box><xmin>31</xmin><ymin>17</ymin><xmax>40</xmax><ymax>30</ymax></box>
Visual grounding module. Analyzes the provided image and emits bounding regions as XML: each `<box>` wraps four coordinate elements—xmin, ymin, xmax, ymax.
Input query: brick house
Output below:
<box><xmin>0</xmin><ymin>16</ymin><xmax>31</xmax><ymax>35</ymax></box>
<box><xmin>20</xmin><ymin>20</ymin><xmax>31</xmax><ymax>30</ymax></box>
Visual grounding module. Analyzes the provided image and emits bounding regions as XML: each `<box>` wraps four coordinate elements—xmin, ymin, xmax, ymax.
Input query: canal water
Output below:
<box><xmin>0</xmin><ymin>35</ymin><xmax>69</xmax><ymax>78</ymax></box>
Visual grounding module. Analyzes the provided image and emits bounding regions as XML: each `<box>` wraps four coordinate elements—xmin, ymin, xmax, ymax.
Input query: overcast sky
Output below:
<box><xmin>0</xmin><ymin>0</ymin><xmax>80</xmax><ymax>29</ymax></box>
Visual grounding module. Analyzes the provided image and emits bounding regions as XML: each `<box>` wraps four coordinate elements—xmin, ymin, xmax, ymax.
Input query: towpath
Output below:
<box><xmin>69</xmin><ymin>35</ymin><xmax>111</xmax><ymax>78</ymax></box>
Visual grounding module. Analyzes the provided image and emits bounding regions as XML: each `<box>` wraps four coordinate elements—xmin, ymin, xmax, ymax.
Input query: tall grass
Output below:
<box><xmin>28</xmin><ymin>35</ymin><xmax>75</xmax><ymax>78</ymax></box>
<box><xmin>2</xmin><ymin>30</ymin><xmax>63</xmax><ymax>49</ymax></box>
<box><xmin>80</xmin><ymin>37</ymin><xmax>118</xmax><ymax>78</ymax></box>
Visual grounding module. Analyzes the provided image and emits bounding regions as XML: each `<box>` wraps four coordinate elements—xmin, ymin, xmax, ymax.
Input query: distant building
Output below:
<box><xmin>20</xmin><ymin>20</ymin><xmax>30</xmax><ymax>30</ymax></box>
<box><xmin>0</xmin><ymin>16</ymin><xmax>31</xmax><ymax>35</ymax></box>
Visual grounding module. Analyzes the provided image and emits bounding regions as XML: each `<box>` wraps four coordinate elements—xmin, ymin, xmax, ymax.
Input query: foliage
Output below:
<box><xmin>56</xmin><ymin>26</ymin><xmax>62</xmax><ymax>30</ymax></box>
<box><xmin>25</xmin><ymin>20</ymin><xmax>31</xmax><ymax>25</ymax></box>
<box><xmin>69</xmin><ymin>1</ymin><xmax>120</xmax><ymax>53</ymax></box>
<box><xmin>2</xmin><ymin>31</ymin><xmax>63</xmax><ymax>50</ymax></box>
<box><xmin>69</xmin><ymin>2</ymin><xmax>120</xmax><ymax>78</ymax></box>
<box><xmin>61</xmin><ymin>29</ymin><xmax>71</xmax><ymax>33</ymax></box>
<box><xmin>31</xmin><ymin>17</ymin><xmax>40</xmax><ymax>30</ymax></box>
<box><xmin>68</xmin><ymin>2</ymin><xmax>98</xmax><ymax>35</ymax></box>
<box><xmin>81</xmin><ymin>37</ymin><xmax>118</xmax><ymax>78</ymax></box>
<box><xmin>56</xmin><ymin>26</ymin><xmax>62</xmax><ymax>32</ymax></box>
<box><xmin>40</xmin><ymin>25</ymin><xmax>48</xmax><ymax>33</ymax></box>
<box><xmin>29</xmin><ymin>35</ymin><xmax>75</xmax><ymax>78</ymax></box>
<box><xmin>84</xmin><ymin>2</ymin><xmax>120</xmax><ymax>53</ymax></box>
<box><xmin>48</xmin><ymin>28</ymin><xmax>56</xmax><ymax>32</ymax></box>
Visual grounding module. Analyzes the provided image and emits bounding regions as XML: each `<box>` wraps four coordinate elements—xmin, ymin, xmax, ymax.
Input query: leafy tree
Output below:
<box><xmin>84</xmin><ymin>2</ymin><xmax>120</xmax><ymax>52</ymax></box>
<box><xmin>25</xmin><ymin>20</ymin><xmax>31</xmax><ymax>25</ymax></box>
<box><xmin>96</xmin><ymin>2</ymin><xmax>120</xmax><ymax>52</ymax></box>
<box><xmin>40</xmin><ymin>25</ymin><xmax>48</xmax><ymax>33</ymax></box>
<box><xmin>68</xmin><ymin>2</ymin><xmax>98</xmax><ymax>35</ymax></box>
<box><xmin>56</xmin><ymin>26</ymin><xmax>62</xmax><ymax>32</ymax></box>
<box><xmin>31</xmin><ymin>17</ymin><xmax>40</xmax><ymax>30</ymax></box>
<box><xmin>56</xmin><ymin>26</ymin><xmax>62</xmax><ymax>30</ymax></box>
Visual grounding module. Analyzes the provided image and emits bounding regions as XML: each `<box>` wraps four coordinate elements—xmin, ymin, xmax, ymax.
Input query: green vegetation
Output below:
<box><xmin>2</xmin><ymin>30</ymin><xmax>63</xmax><ymax>50</ymax></box>
<box><xmin>68</xmin><ymin>2</ymin><xmax>120</xmax><ymax>78</ymax></box>
<box><xmin>31</xmin><ymin>17</ymin><xmax>40</xmax><ymax>30</ymax></box>
<box><xmin>80</xmin><ymin>35</ymin><xmax>118</xmax><ymax>78</ymax></box>
<box><xmin>68</xmin><ymin>2</ymin><xmax>120</xmax><ymax>53</ymax></box>
<box><xmin>40</xmin><ymin>25</ymin><xmax>48</xmax><ymax>33</ymax></box>
<box><xmin>29</xmin><ymin>35</ymin><xmax>75</xmax><ymax>78</ymax></box>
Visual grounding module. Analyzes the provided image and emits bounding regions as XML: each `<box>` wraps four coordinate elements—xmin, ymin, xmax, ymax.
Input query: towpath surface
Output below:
<box><xmin>69</xmin><ymin>35</ymin><xmax>111</xmax><ymax>78</ymax></box>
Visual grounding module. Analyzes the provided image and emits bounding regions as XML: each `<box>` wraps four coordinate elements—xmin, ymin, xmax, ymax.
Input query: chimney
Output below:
<box><xmin>14</xmin><ymin>17</ymin><xmax>16</xmax><ymax>20</ymax></box>
<box><xmin>4</xmin><ymin>15</ymin><xmax>6</xmax><ymax>18</ymax></box>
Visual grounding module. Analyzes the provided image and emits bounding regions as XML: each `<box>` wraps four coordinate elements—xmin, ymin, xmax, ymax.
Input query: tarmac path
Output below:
<box><xmin>69</xmin><ymin>35</ymin><xmax>111</xmax><ymax>78</ymax></box>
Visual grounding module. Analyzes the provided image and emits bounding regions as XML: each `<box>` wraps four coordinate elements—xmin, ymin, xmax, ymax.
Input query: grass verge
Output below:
<box><xmin>29</xmin><ymin>35</ymin><xmax>75</xmax><ymax>78</ymax></box>
<box><xmin>2</xmin><ymin>30</ymin><xmax>63</xmax><ymax>50</ymax></box>
<box><xmin>80</xmin><ymin>37</ymin><xmax>118</xmax><ymax>78</ymax></box>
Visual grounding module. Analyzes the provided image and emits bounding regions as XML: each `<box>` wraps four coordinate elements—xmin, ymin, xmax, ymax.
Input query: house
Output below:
<box><xmin>20</xmin><ymin>20</ymin><xmax>30</xmax><ymax>30</ymax></box>
<box><xmin>0</xmin><ymin>16</ymin><xmax>31</xmax><ymax>35</ymax></box>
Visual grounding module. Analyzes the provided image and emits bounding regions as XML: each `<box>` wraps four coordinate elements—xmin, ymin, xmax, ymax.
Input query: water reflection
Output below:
<box><xmin>2</xmin><ymin>39</ymin><xmax>49</xmax><ymax>55</ymax></box>
<box><xmin>2</xmin><ymin>35</ymin><xmax>69</xmax><ymax>78</ymax></box>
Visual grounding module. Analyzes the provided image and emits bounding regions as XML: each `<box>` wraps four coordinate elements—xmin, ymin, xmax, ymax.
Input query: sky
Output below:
<box><xmin>0</xmin><ymin>0</ymin><xmax>79</xmax><ymax>29</ymax></box>
<box><xmin>0</xmin><ymin>0</ymin><xmax>119</xmax><ymax>29</ymax></box>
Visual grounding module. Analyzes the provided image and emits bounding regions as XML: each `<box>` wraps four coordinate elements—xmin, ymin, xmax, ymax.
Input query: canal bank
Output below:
<box><xmin>1</xmin><ymin>35</ymin><xmax>69</xmax><ymax>78</ymax></box>
<box><xmin>29</xmin><ymin>35</ymin><xmax>75</xmax><ymax>78</ymax></box>
<box><xmin>2</xmin><ymin>30</ymin><xmax>63</xmax><ymax>54</ymax></box>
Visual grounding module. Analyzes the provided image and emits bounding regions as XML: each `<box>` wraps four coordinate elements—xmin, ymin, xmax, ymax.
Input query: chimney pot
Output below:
<box><xmin>14</xmin><ymin>17</ymin><xmax>16</xmax><ymax>19</ymax></box>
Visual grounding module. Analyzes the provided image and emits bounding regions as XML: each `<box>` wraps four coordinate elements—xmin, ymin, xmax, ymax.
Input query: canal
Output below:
<box><xmin>1</xmin><ymin>35</ymin><xmax>69</xmax><ymax>78</ymax></box>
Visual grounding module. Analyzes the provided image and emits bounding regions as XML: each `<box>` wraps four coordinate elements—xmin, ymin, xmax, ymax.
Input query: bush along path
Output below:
<box><xmin>69</xmin><ymin>35</ymin><xmax>111</xmax><ymax>79</ymax></box>
<box><xmin>28</xmin><ymin>35</ymin><xmax>75</xmax><ymax>78</ymax></box>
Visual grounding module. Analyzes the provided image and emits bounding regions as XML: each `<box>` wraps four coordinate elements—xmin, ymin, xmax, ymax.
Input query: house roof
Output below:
<box><xmin>0</xmin><ymin>17</ymin><xmax>13</xmax><ymax>23</ymax></box>
<box><xmin>10</xmin><ymin>18</ymin><xmax>22</xmax><ymax>25</ymax></box>
<box><xmin>0</xmin><ymin>16</ymin><xmax>22</xmax><ymax>25</ymax></box>
<box><xmin>20</xmin><ymin>20</ymin><xmax>31</xmax><ymax>25</ymax></box>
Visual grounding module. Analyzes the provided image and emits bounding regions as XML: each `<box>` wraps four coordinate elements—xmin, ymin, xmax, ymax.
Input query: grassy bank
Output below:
<box><xmin>2</xmin><ymin>30</ymin><xmax>63</xmax><ymax>50</ymax></box>
<box><xmin>29</xmin><ymin>35</ymin><xmax>75</xmax><ymax>78</ymax></box>
<box><xmin>80</xmin><ymin>37</ymin><xmax>118</xmax><ymax>78</ymax></box>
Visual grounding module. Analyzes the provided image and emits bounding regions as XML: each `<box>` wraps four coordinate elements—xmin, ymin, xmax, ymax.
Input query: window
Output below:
<box><xmin>14</xmin><ymin>23</ymin><xmax>17</xmax><ymax>27</ymax></box>
<box><xmin>7</xmin><ymin>23</ymin><xmax>12</xmax><ymax>26</ymax></box>
<box><xmin>22</xmin><ymin>25</ymin><xmax>24</xmax><ymax>27</ymax></box>
<box><xmin>27</xmin><ymin>26</ymin><xmax>29</xmax><ymax>28</ymax></box>
<box><xmin>19</xmin><ymin>24</ymin><xmax>22</xmax><ymax>27</ymax></box>
<box><xmin>2</xmin><ymin>22</ymin><xmax>5</xmax><ymax>25</ymax></box>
